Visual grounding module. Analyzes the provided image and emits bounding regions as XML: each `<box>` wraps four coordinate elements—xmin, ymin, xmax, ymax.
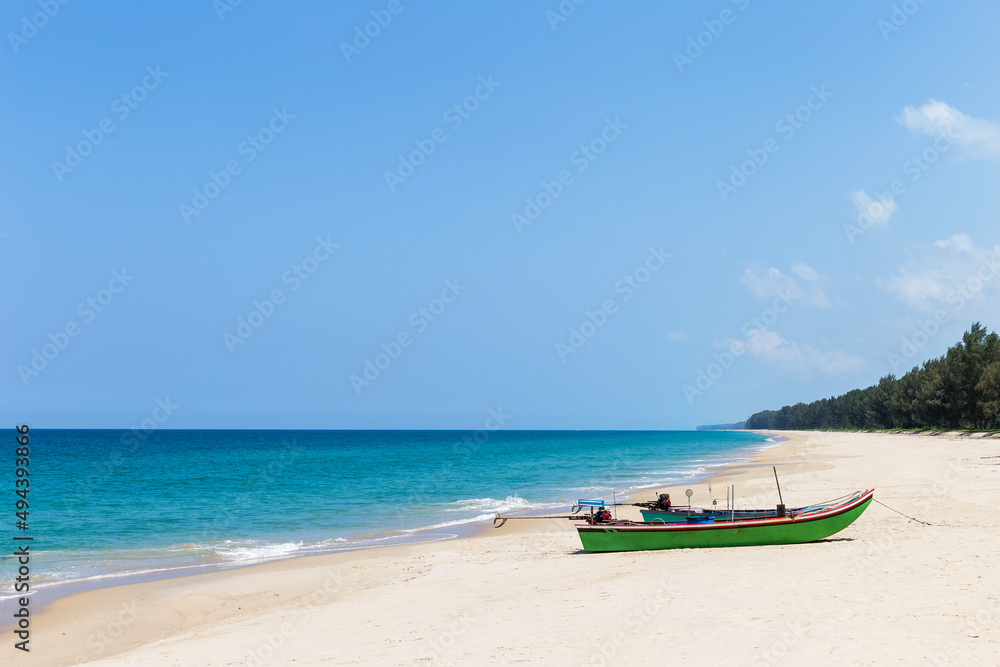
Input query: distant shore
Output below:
<box><xmin>17</xmin><ymin>430</ymin><xmax>1000</xmax><ymax>665</ymax></box>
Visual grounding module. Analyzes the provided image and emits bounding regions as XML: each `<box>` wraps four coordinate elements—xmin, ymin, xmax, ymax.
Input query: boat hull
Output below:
<box><xmin>578</xmin><ymin>490</ymin><xmax>873</xmax><ymax>552</ymax></box>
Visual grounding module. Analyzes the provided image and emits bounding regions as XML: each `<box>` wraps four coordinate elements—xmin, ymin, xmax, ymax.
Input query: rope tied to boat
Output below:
<box><xmin>873</xmin><ymin>499</ymin><xmax>931</xmax><ymax>526</ymax></box>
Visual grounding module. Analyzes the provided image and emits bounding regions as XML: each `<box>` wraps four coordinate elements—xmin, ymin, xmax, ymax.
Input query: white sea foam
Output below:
<box><xmin>212</xmin><ymin>540</ymin><xmax>303</xmax><ymax>562</ymax></box>
<box><xmin>406</xmin><ymin>494</ymin><xmax>568</xmax><ymax>529</ymax></box>
<box><xmin>308</xmin><ymin>531</ymin><xmax>461</xmax><ymax>551</ymax></box>
<box><xmin>445</xmin><ymin>494</ymin><xmax>548</xmax><ymax>514</ymax></box>
<box><xmin>0</xmin><ymin>532</ymin><xmax>467</xmax><ymax>603</ymax></box>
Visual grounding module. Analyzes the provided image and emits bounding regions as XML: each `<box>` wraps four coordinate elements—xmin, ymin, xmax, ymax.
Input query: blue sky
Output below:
<box><xmin>3</xmin><ymin>1</ymin><xmax>1000</xmax><ymax>429</ymax></box>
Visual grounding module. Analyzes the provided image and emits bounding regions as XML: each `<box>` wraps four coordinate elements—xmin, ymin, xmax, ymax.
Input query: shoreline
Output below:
<box><xmin>13</xmin><ymin>431</ymin><xmax>779</xmax><ymax>616</ymax></box>
<box><xmin>14</xmin><ymin>432</ymin><xmax>796</xmax><ymax>658</ymax></box>
<box><xmin>22</xmin><ymin>429</ymin><xmax>1000</xmax><ymax>665</ymax></box>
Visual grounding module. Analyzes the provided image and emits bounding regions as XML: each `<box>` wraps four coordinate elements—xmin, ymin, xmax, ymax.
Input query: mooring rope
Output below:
<box><xmin>874</xmin><ymin>499</ymin><xmax>931</xmax><ymax>526</ymax></box>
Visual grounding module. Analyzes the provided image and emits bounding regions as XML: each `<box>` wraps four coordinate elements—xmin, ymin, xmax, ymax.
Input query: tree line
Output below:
<box><xmin>745</xmin><ymin>323</ymin><xmax>1000</xmax><ymax>431</ymax></box>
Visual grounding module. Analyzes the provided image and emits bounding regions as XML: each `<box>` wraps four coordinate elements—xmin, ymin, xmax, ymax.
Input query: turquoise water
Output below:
<box><xmin>2</xmin><ymin>429</ymin><xmax>772</xmax><ymax>597</ymax></box>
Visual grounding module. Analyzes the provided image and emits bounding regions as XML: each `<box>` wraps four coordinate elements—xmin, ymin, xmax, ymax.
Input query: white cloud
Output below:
<box><xmin>933</xmin><ymin>232</ymin><xmax>975</xmax><ymax>253</ymax></box>
<box><xmin>723</xmin><ymin>330</ymin><xmax>866</xmax><ymax>374</ymax></box>
<box><xmin>848</xmin><ymin>189</ymin><xmax>898</xmax><ymax>227</ymax></box>
<box><xmin>896</xmin><ymin>99</ymin><xmax>1000</xmax><ymax>158</ymax></box>
<box><xmin>740</xmin><ymin>264</ymin><xmax>830</xmax><ymax>308</ymax></box>
<box><xmin>790</xmin><ymin>262</ymin><xmax>821</xmax><ymax>282</ymax></box>
<box><xmin>665</xmin><ymin>331</ymin><xmax>688</xmax><ymax>342</ymax></box>
<box><xmin>740</xmin><ymin>266</ymin><xmax>791</xmax><ymax>299</ymax></box>
<box><xmin>877</xmin><ymin>268</ymin><xmax>951</xmax><ymax>310</ymax></box>
<box><xmin>877</xmin><ymin>234</ymin><xmax>1000</xmax><ymax>311</ymax></box>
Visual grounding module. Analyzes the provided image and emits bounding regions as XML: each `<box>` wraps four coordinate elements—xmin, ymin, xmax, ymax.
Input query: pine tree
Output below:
<box><xmin>744</xmin><ymin>324</ymin><xmax>1000</xmax><ymax>431</ymax></box>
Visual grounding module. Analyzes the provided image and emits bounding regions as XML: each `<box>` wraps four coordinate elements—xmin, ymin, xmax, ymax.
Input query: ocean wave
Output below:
<box><xmin>550</xmin><ymin>487</ymin><xmax>616</xmax><ymax>498</ymax></box>
<box><xmin>633</xmin><ymin>467</ymin><xmax>706</xmax><ymax>476</ymax></box>
<box><xmin>417</xmin><ymin>515</ymin><xmax>497</xmax><ymax>529</ymax></box>
<box><xmin>0</xmin><ymin>532</ymin><xmax>467</xmax><ymax>604</ymax></box>
<box><xmin>444</xmin><ymin>494</ymin><xmax>548</xmax><ymax>514</ymax></box>
<box><xmin>212</xmin><ymin>540</ymin><xmax>304</xmax><ymax>562</ymax></box>
<box><xmin>0</xmin><ymin>561</ymin><xmax>224</xmax><ymax>603</ymax></box>
<box><xmin>305</xmin><ymin>531</ymin><xmax>461</xmax><ymax>551</ymax></box>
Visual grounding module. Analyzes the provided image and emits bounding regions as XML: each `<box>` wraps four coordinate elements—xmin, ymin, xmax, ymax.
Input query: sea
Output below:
<box><xmin>2</xmin><ymin>429</ymin><xmax>774</xmax><ymax>601</ymax></box>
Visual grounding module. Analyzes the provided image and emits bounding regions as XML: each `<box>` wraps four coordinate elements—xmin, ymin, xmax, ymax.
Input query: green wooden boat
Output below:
<box><xmin>576</xmin><ymin>489</ymin><xmax>873</xmax><ymax>552</ymax></box>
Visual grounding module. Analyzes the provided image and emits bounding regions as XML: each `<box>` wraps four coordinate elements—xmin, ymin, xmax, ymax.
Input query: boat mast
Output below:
<box><xmin>773</xmin><ymin>466</ymin><xmax>786</xmax><ymax>517</ymax></box>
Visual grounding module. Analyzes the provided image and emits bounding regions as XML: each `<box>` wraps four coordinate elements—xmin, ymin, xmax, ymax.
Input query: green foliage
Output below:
<box><xmin>745</xmin><ymin>323</ymin><xmax>1000</xmax><ymax>431</ymax></box>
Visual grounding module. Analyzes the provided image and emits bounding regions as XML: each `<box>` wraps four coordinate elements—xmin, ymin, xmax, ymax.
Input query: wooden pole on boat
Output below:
<box><xmin>773</xmin><ymin>466</ymin><xmax>786</xmax><ymax>517</ymax></box>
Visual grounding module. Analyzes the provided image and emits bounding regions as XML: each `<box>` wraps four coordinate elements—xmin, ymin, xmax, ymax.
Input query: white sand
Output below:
<box><xmin>11</xmin><ymin>431</ymin><xmax>1000</xmax><ymax>666</ymax></box>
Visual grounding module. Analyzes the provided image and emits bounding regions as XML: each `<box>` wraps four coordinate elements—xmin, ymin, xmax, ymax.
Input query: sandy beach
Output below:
<box><xmin>13</xmin><ymin>430</ymin><xmax>1000</xmax><ymax>666</ymax></box>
